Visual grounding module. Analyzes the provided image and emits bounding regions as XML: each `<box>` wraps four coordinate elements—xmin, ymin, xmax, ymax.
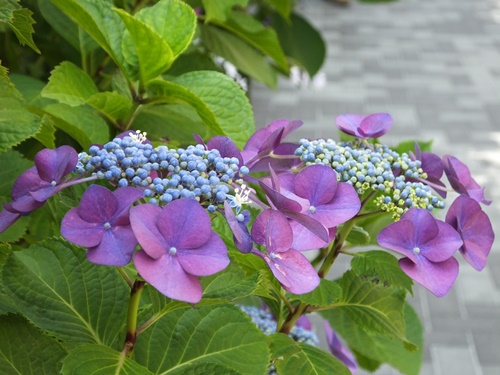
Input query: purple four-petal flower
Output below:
<box><xmin>377</xmin><ymin>208</ymin><xmax>463</xmax><ymax>297</ymax></box>
<box><xmin>336</xmin><ymin>113</ymin><xmax>392</xmax><ymax>139</ymax></box>
<box><xmin>130</xmin><ymin>199</ymin><xmax>229</xmax><ymax>303</ymax></box>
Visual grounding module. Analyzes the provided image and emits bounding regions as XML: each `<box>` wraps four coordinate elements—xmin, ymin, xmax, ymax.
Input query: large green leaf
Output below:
<box><xmin>290</xmin><ymin>278</ymin><xmax>342</xmax><ymax>307</ymax></box>
<box><xmin>0</xmin><ymin>62</ymin><xmax>24</xmax><ymax>108</ymax></box>
<box><xmin>264</xmin><ymin>0</ymin><xmax>293</xmax><ymax>21</ymax></box>
<box><xmin>216</xmin><ymin>10</ymin><xmax>288</xmax><ymax>71</ymax></box>
<box><xmin>135</xmin><ymin>0</ymin><xmax>196</xmax><ymax>58</ymax></box>
<box><xmin>333</xmin><ymin>270</ymin><xmax>408</xmax><ymax>342</ymax></box>
<box><xmin>116</xmin><ymin>8</ymin><xmax>174</xmax><ymax>84</ymax></box>
<box><xmin>86</xmin><ymin>91</ymin><xmax>133</xmax><ymax>123</ymax></box>
<box><xmin>0</xmin><ymin>109</ymin><xmax>41</xmax><ymax>152</ymax></box>
<box><xmin>270</xmin><ymin>333</ymin><xmax>351</xmax><ymax>375</ymax></box>
<box><xmin>172</xmin><ymin>70</ymin><xmax>255</xmax><ymax>148</ymax></box>
<box><xmin>35</xmin><ymin>114</ymin><xmax>57</xmax><ymax>148</ymax></box>
<box><xmin>271</xmin><ymin>12</ymin><xmax>326</xmax><ymax>77</ymax></box>
<box><xmin>2</xmin><ymin>239</ymin><xmax>130</xmax><ymax>348</ymax></box>
<box><xmin>201</xmin><ymin>0</ymin><xmax>249</xmax><ymax>22</ymax></box>
<box><xmin>0</xmin><ymin>314</ymin><xmax>67</xmax><ymax>374</ymax></box>
<box><xmin>134</xmin><ymin>304</ymin><xmax>269</xmax><ymax>374</ymax></box>
<box><xmin>61</xmin><ymin>344</ymin><xmax>153</xmax><ymax>375</ymax></box>
<box><xmin>351</xmin><ymin>250</ymin><xmax>414</xmax><ymax>293</ymax></box>
<box><xmin>9</xmin><ymin>73</ymin><xmax>53</xmax><ymax>107</ymax></box>
<box><xmin>0</xmin><ymin>150</ymin><xmax>33</xmax><ymax>196</ymax></box>
<box><xmin>322</xmin><ymin>303</ymin><xmax>423</xmax><ymax>375</ymax></box>
<box><xmin>42</xmin><ymin>61</ymin><xmax>99</xmax><ymax>106</ymax></box>
<box><xmin>200</xmin><ymin>23</ymin><xmax>278</xmax><ymax>88</ymax></box>
<box><xmin>43</xmin><ymin>103</ymin><xmax>109</xmax><ymax>148</ymax></box>
<box><xmin>0</xmin><ymin>0</ymin><xmax>40</xmax><ymax>53</ymax></box>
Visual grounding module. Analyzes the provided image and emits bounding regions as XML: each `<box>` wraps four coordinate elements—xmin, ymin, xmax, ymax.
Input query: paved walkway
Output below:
<box><xmin>250</xmin><ymin>0</ymin><xmax>500</xmax><ymax>374</ymax></box>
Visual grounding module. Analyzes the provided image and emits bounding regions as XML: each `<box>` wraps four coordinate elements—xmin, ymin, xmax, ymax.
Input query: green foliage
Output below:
<box><xmin>0</xmin><ymin>0</ymin><xmax>40</xmax><ymax>53</ymax></box>
<box><xmin>290</xmin><ymin>278</ymin><xmax>342</xmax><ymax>306</ymax></box>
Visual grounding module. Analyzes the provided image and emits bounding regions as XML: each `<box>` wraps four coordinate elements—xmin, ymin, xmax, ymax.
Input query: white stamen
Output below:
<box><xmin>103</xmin><ymin>222</ymin><xmax>111</xmax><ymax>230</ymax></box>
<box><xmin>309</xmin><ymin>206</ymin><xmax>316</xmax><ymax>213</ymax></box>
<box><xmin>413</xmin><ymin>247</ymin><xmax>421</xmax><ymax>255</ymax></box>
<box><xmin>169</xmin><ymin>247</ymin><xmax>177</xmax><ymax>255</ymax></box>
<box><xmin>51</xmin><ymin>180</ymin><xmax>57</xmax><ymax>186</ymax></box>
<box><xmin>129</xmin><ymin>130</ymin><xmax>148</xmax><ymax>144</ymax></box>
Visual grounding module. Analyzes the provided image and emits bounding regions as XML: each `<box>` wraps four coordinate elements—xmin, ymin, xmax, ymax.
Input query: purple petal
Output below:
<box><xmin>0</xmin><ymin>207</ymin><xmax>21</xmax><ymax>233</ymax></box>
<box><xmin>110</xmin><ymin>187</ymin><xmax>143</xmax><ymax>225</ymax></box>
<box><xmin>335</xmin><ymin>114</ymin><xmax>365</xmax><ymax>138</ymax></box>
<box><xmin>399</xmin><ymin>256</ymin><xmax>459</xmax><ymax>297</ymax></box>
<box><xmin>134</xmin><ymin>251</ymin><xmax>202</xmax><ymax>303</ymax></box>
<box><xmin>61</xmin><ymin>207</ymin><xmax>104</xmax><ymax>247</ymax></box>
<box><xmin>294</xmin><ymin>165</ymin><xmax>337</xmax><ymax>205</ymax></box>
<box><xmin>207</xmin><ymin>136</ymin><xmax>243</xmax><ymax>167</ymax></box>
<box><xmin>251</xmin><ymin>209</ymin><xmax>293</xmax><ymax>252</ymax></box>
<box><xmin>248</xmin><ymin>143</ymin><xmax>302</xmax><ymax>173</ymax></box>
<box><xmin>157</xmin><ymin>199</ymin><xmax>211</xmax><ymax>249</ymax></box>
<box><xmin>400</xmin><ymin>209</ymin><xmax>439</xmax><ymax>246</ymax></box>
<box><xmin>378</xmin><ymin>219</ymin><xmax>416</xmax><ymax>259</ymax></box>
<box><xmin>34</xmin><ymin>146</ymin><xmax>78</xmax><ymax>183</ymax></box>
<box><xmin>29</xmin><ymin>185</ymin><xmax>62</xmax><ymax>202</ymax></box>
<box><xmin>11</xmin><ymin>167</ymin><xmax>46</xmax><ymax>201</ymax></box>
<box><xmin>130</xmin><ymin>204</ymin><xmax>168</xmax><ymax>259</ymax></box>
<box><xmin>284</xmin><ymin>210</ymin><xmax>329</xmax><ymax>243</ymax></box>
<box><xmin>86</xmin><ymin>225</ymin><xmax>137</xmax><ymax>266</ymax></box>
<box><xmin>177</xmin><ymin>232</ymin><xmax>229</xmax><ymax>276</ymax></box>
<box><xmin>78</xmin><ymin>185</ymin><xmax>118</xmax><ymax>223</ymax></box>
<box><xmin>253</xmin><ymin>248</ymin><xmax>320</xmax><ymax>294</ymax></box>
<box><xmin>324</xmin><ymin>322</ymin><xmax>358</xmax><ymax>374</ymax></box>
<box><xmin>6</xmin><ymin>193</ymin><xmax>44</xmax><ymax>213</ymax></box>
<box><xmin>421</xmin><ymin>152</ymin><xmax>444</xmax><ymax>180</ymax></box>
<box><xmin>421</xmin><ymin>220</ymin><xmax>462</xmax><ymax>263</ymax></box>
<box><xmin>312</xmin><ymin>183</ymin><xmax>360</xmax><ymax>228</ymax></box>
<box><xmin>296</xmin><ymin>315</ymin><xmax>312</xmax><ymax>330</ymax></box>
<box><xmin>224</xmin><ymin>201</ymin><xmax>253</xmax><ymax>253</ymax></box>
<box><xmin>260</xmin><ymin>180</ymin><xmax>303</xmax><ymax>212</ymax></box>
<box><xmin>446</xmin><ymin>195</ymin><xmax>495</xmax><ymax>271</ymax></box>
<box><xmin>266</xmin><ymin>119</ymin><xmax>303</xmax><ymax>139</ymax></box>
<box><xmin>290</xmin><ymin>222</ymin><xmax>336</xmax><ymax>251</ymax></box>
<box><xmin>359</xmin><ymin>113</ymin><xmax>392</xmax><ymax>138</ymax></box>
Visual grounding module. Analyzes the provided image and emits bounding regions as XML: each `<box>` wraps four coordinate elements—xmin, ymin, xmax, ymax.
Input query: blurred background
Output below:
<box><xmin>251</xmin><ymin>0</ymin><xmax>500</xmax><ymax>374</ymax></box>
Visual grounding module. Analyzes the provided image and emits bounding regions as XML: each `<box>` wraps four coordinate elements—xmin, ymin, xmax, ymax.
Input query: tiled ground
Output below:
<box><xmin>250</xmin><ymin>0</ymin><xmax>500</xmax><ymax>374</ymax></box>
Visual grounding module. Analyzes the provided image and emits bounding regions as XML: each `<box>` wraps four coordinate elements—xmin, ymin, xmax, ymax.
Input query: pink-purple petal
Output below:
<box><xmin>207</xmin><ymin>136</ymin><xmax>243</xmax><ymax>167</ymax></box>
<box><xmin>176</xmin><ymin>232</ymin><xmax>229</xmax><ymax>276</ymax></box>
<box><xmin>421</xmin><ymin>220</ymin><xmax>462</xmax><ymax>263</ymax></box>
<box><xmin>111</xmin><ymin>187</ymin><xmax>144</xmax><ymax>225</ymax></box>
<box><xmin>284</xmin><ymin>210</ymin><xmax>329</xmax><ymax>243</ymax></box>
<box><xmin>324</xmin><ymin>322</ymin><xmax>358</xmax><ymax>374</ymax></box>
<box><xmin>130</xmin><ymin>204</ymin><xmax>168</xmax><ymax>259</ymax></box>
<box><xmin>86</xmin><ymin>226</ymin><xmax>137</xmax><ymax>266</ymax></box>
<box><xmin>290</xmin><ymin>222</ymin><xmax>336</xmax><ymax>251</ymax></box>
<box><xmin>294</xmin><ymin>165</ymin><xmax>337</xmax><ymax>205</ymax></box>
<box><xmin>335</xmin><ymin>114</ymin><xmax>365</xmax><ymax>137</ymax></box>
<box><xmin>251</xmin><ymin>209</ymin><xmax>293</xmax><ymax>253</ymax></box>
<box><xmin>400</xmin><ymin>209</ymin><xmax>439</xmax><ymax>246</ymax></box>
<box><xmin>78</xmin><ymin>185</ymin><xmax>118</xmax><ymax>223</ymax></box>
<box><xmin>399</xmin><ymin>256</ymin><xmax>459</xmax><ymax>297</ymax></box>
<box><xmin>61</xmin><ymin>208</ymin><xmax>105</xmax><ymax>247</ymax></box>
<box><xmin>11</xmin><ymin>167</ymin><xmax>45</xmax><ymax>200</ymax></box>
<box><xmin>224</xmin><ymin>202</ymin><xmax>253</xmax><ymax>253</ymax></box>
<box><xmin>34</xmin><ymin>146</ymin><xmax>78</xmax><ymax>183</ymax></box>
<box><xmin>359</xmin><ymin>113</ymin><xmax>392</xmax><ymax>138</ymax></box>
<box><xmin>134</xmin><ymin>251</ymin><xmax>202</xmax><ymax>303</ymax></box>
<box><xmin>377</xmin><ymin>219</ymin><xmax>416</xmax><ymax>259</ymax></box>
<box><xmin>0</xmin><ymin>207</ymin><xmax>21</xmax><ymax>233</ymax></box>
<box><xmin>312</xmin><ymin>183</ymin><xmax>360</xmax><ymax>228</ymax></box>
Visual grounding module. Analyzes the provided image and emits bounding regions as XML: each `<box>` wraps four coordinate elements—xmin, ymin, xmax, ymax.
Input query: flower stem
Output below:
<box><xmin>122</xmin><ymin>279</ymin><xmax>145</xmax><ymax>357</ymax></box>
<box><xmin>318</xmin><ymin>218</ymin><xmax>355</xmax><ymax>278</ymax></box>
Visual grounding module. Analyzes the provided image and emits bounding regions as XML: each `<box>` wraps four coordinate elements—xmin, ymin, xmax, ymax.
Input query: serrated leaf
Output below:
<box><xmin>270</xmin><ymin>334</ymin><xmax>351</xmax><ymax>375</ymax></box>
<box><xmin>116</xmin><ymin>8</ymin><xmax>174</xmax><ymax>84</ymax></box>
<box><xmin>0</xmin><ymin>150</ymin><xmax>33</xmax><ymax>196</ymax></box>
<box><xmin>61</xmin><ymin>344</ymin><xmax>153</xmax><ymax>375</ymax></box>
<box><xmin>0</xmin><ymin>213</ymin><xmax>29</xmax><ymax>242</ymax></box>
<box><xmin>0</xmin><ymin>63</ymin><xmax>24</xmax><ymax>107</ymax></box>
<box><xmin>200</xmin><ymin>23</ymin><xmax>278</xmax><ymax>88</ymax></box>
<box><xmin>0</xmin><ymin>109</ymin><xmax>41</xmax><ymax>151</ymax></box>
<box><xmin>34</xmin><ymin>114</ymin><xmax>56</xmax><ymax>148</ymax></box>
<box><xmin>2</xmin><ymin>239</ymin><xmax>130</xmax><ymax>347</ymax></box>
<box><xmin>9</xmin><ymin>73</ymin><xmax>52</xmax><ymax>106</ymax></box>
<box><xmin>7</xmin><ymin>7</ymin><xmax>40</xmax><ymax>53</ymax></box>
<box><xmin>271</xmin><ymin>12</ymin><xmax>326</xmax><ymax>77</ymax></box>
<box><xmin>333</xmin><ymin>270</ymin><xmax>407</xmax><ymax>340</ymax></box>
<box><xmin>41</xmin><ymin>61</ymin><xmax>99</xmax><ymax>106</ymax></box>
<box><xmin>145</xmin><ymin>78</ymin><xmax>224</xmax><ymax>136</ymax></box>
<box><xmin>86</xmin><ymin>91</ymin><xmax>133</xmax><ymax>122</ymax></box>
<box><xmin>135</xmin><ymin>0</ymin><xmax>196</xmax><ymax>58</ymax></box>
<box><xmin>322</xmin><ymin>303</ymin><xmax>422</xmax><ymax>375</ymax></box>
<box><xmin>216</xmin><ymin>10</ymin><xmax>288</xmax><ymax>71</ymax></box>
<box><xmin>43</xmin><ymin>103</ymin><xmax>109</xmax><ymax>149</ymax></box>
<box><xmin>202</xmin><ymin>0</ymin><xmax>249</xmax><ymax>22</ymax></box>
<box><xmin>178</xmin><ymin>362</ymin><xmax>242</xmax><ymax>374</ymax></box>
<box><xmin>172</xmin><ymin>70</ymin><xmax>255</xmax><ymax>148</ymax></box>
<box><xmin>346</xmin><ymin>225</ymin><xmax>371</xmax><ymax>246</ymax></box>
<box><xmin>290</xmin><ymin>278</ymin><xmax>342</xmax><ymax>306</ymax></box>
<box><xmin>0</xmin><ymin>315</ymin><xmax>67</xmax><ymax>374</ymax></box>
<box><xmin>351</xmin><ymin>250</ymin><xmax>414</xmax><ymax>293</ymax></box>
<box><xmin>134</xmin><ymin>304</ymin><xmax>269</xmax><ymax>374</ymax></box>
<box><xmin>393</xmin><ymin>139</ymin><xmax>433</xmax><ymax>155</ymax></box>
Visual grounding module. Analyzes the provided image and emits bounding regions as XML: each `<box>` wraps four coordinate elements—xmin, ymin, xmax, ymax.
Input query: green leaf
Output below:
<box><xmin>175</xmin><ymin>363</ymin><xmax>242</xmax><ymax>374</ymax></box>
<box><xmin>200</xmin><ymin>23</ymin><xmax>278</xmax><ymax>87</ymax></box>
<box><xmin>201</xmin><ymin>0</ymin><xmax>248</xmax><ymax>22</ymax></box>
<box><xmin>0</xmin><ymin>315</ymin><xmax>67</xmax><ymax>374</ymax></box>
<box><xmin>34</xmin><ymin>114</ymin><xmax>57</xmax><ymax>148</ymax></box>
<box><xmin>201</xmin><ymin>262</ymin><xmax>261</xmax><ymax>300</ymax></box>
<box><xmin>2</xmin><ymin>239</ymin><xmax>130</xmax><ymax>347</ymax></box>
<box><xmin>351</xmin><ymin>250</ymin><xmax>414</xmax><ymax>293</ymax></box>
<box><xmin>271</xmin><ymin>12</ymin><xmax>326</xmax><ymax>77</ymax></box>
<box><xmin>290</xmin><ymin>278</ymin><xmax>342</xmax><ymax>306</ymax></box>
<box><xmin>5</xmin><ymin>6</ymin><xmax>40</xmax><ymax>54</ymax></box>
<box><xmin>346</xmin><ymin>225</ymin><xmax>371</xmax><ymax>246</ymax></box>
<box><xmin>86</xmin><ymin>91</ymin><xmax>133</xmax><ymax>122</ymax></box>
<box><xmin>322</xmin><ymin>303</ymin><xmax>422</xmax><ymax>375</ymax></box>
<box><xmin>168</xmin><ymin>51</ymin><xmax>223</xmax><ymax>76</ymax></box>
<box><xmin>0</xmin><ymin>150</ymin><xmax>32</xmax><ymax>196</ymax></box>
<box><xmin>9</xmin><ymin>73</ymin><xmax>52</xmax><ymax>106</ymax></box>
<box><xmin>134</xmin><ymin>304</ymin><xmax>269</xmax><ymax>374</ymax></box>
<box><xmin>43</xmin><ymin>103</ymin><xmax>109</xmax><ymax>149</ymax></box>
<box><xmin>0</xmin><ymin>63</ymin><xmax>24</xmax><ymax>107</ymax></box>
<box><xmin>216</xmin><ymin>10</ymin><xmax>288</xmax><ymax>71</ymax></box>
<box><xmin>333</xmin><ymin>270</ymin><xmax>407</xmax><ymax>340</ymax></box>
<box><xmin>145</xmin><ymin>78</ymin><xmax>224</xmax><ymax>136</ymax></box>
<box><xmin>135</xmin><ymin>0</ymin><xmax>196</xmax><ymax>58</ymax></box>
<box><xmin>41</xmin><ymin>62</ymin><xmax>99</xmax><ymax>106</ymax></box>
<box><xmin>264</xmin><ymin>0</ymin><xmax>293</xmax><ymax>21</ymax></box>
<box><xmin>172</xmin><ymin>70</ymin><xmax>255</xmax><ymax>148</ymax></box>
<box><xmin>61</xmin><ymin>344</ymin><xmax>153</xmax><ymax>375</ymax></box>
<box><xmin>270</xmin><ymin>334</ymin><xmax>351</xmax><ymax>375</ymax></box>
<box><xmin>0</xmin><ymin>213</ymin><xmax>29</xmax><ymax>242</ymax></box>
<box><xmin>0</xmin><ymin>109</ymin><xmax>41</xmax><ymax>152</ymax></box>
<box><xmin>115</xmin><ymin>8</ymin><xmax>174</xmax><ymax>84</ymax></box>
<box><xmin>393</xmin><ymin>139</ymin><xmax>433</xmax><ymax>155</ymax></box>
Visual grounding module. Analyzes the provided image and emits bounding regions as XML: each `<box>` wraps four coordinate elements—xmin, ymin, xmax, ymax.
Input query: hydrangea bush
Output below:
<box><xmin>0</xmin><ymin>1</ymin><xmax>495</xmax><ymax>374</ymax></box>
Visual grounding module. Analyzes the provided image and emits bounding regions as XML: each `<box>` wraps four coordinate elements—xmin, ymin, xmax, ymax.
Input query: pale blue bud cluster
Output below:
<box><xmin>76</xmin><ymin>136</ymin><xmax>246</xmax><ymax>207</ymax></box>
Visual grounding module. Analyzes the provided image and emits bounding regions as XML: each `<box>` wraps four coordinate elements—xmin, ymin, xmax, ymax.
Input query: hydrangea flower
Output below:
<box><xmin>377</xmin><ymin>208</ymin><xmax>463</xmax><ymax>297</ymax></box>
<box><xmin>324</xmin><ymin>321</ymin><xmax>358</xmax><ymax>374</ymax></box>
<box><xmin>410</xmin><ymin>142</ymin><xmax>447</xmax><ymax>198</ymax></box>
<box><xmin>61</xmin><ymin>185</ymin><xmax>143</xmax><ymax>266</ymax></box>
<box><xmin>251</xmin><ymin>209</ymin><xmax>320</xmax><ymax>294</ymax></box>
<box><xmin>445</xmin><ymin>195</ymin><xmax>494</xmax><ymax>271</ymax></box>
<box><xmin>442</xmin><ymin>155</ymin><xmax>491</xmax><ymax>205</ymax></box>
<box><xmin>130</xmin><ymin>199</ymin><xmax>229</xmax><ymax>303</ymax></box>
<box><xmin>224</xmin><ymin>201</ymin><xmax>253</xmax><ymax>253</ymax></box>
<box><xmin>335</xmin><ymin>113</ymin><xmax>392</xmax><ymax>139</ymax></box>
<box><xmin>0</xmin><ymin>146</ymin><xmax>78</xmax><ymax>233</ymax></box>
